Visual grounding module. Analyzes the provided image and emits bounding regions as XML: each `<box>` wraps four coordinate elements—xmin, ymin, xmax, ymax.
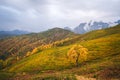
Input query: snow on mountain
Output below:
<box><xmin>74</xmin><ymin>23</ymin><xmax>86</xmax><ymax>34</ymax></box>
<box><xmin>109</xmin><ymin>22</ymin><xmax>118</xmax><ymax>27</ymax></box>
<box><xmin>73</xmin><ymin>20</ymin><xmax>119</xmax><ymax>34</ymax></box>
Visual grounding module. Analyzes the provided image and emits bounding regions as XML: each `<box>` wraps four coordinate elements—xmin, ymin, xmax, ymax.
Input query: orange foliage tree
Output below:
<box><xmin>67</xmin><ymin>44</ymin><xmax>88</xmax><ymax>67</ymax></box>
<box><xmin>26</xmin><ymin>51</ymin><xmax>31</xmax><ymax>57</ymax></box>
<box><xmin>31</xmin><ymin>47</ymin><xmax>39</xmax><ymax>54</ymax></box>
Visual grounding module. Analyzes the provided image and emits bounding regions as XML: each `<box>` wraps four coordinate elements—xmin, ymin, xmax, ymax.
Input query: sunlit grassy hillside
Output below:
<box><xmin>0</xmin><ymin>28</ymin><xmax>76</xmax><ymax>69</ymax></box>
<box><xmin>6</xmin><ymin>25</ymin><xmax>120</xmax><ymax>80</ymax></box>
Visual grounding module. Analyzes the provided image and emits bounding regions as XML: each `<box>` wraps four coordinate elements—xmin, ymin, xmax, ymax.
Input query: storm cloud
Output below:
<box><xmin>0</xmin><ymin>0</ymin><xmax>120</xmax><ymax>32</ymax></box>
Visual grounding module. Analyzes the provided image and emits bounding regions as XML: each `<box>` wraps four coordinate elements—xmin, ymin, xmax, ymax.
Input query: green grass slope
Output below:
<box><xmin>7</xmin><ymin>25</ymin><xmax>120</xmax><ymax>79</ymax></box>
<box><xmin>78</xmin><ymin>24</ymin><xmax>120</xmax><ymax>40</ymax></box>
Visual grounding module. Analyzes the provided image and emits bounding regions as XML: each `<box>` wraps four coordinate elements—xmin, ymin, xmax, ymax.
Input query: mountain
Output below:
<box><xmin>74</xmin><ymin>23</ymin><xmax>87</xmax><ymax>34</ymax></box>
<box><xmin>115</xmin><ymin>20</ymin><xmax>120</xmax><ymax>24</ymax></box>
<box><xmin>73</xmin><ymin>20</ymin><xmax>120</xmax><ymax>34</ymax></box>
<box><xmin>0</xmin><ymin>28</ymin><xmax>76</xmax><ymax>60</ymax></box>
<box><xmin>0</xmin><ymin>30</ymin><xmax>29</xmax><ymax>39</ymax></box>
<box><xmin>64</xmin><ymin>27</ymin><xmax>72</xmax><ymax>31</ymax></box>
<box><xmin>0</xmin><ymin>25</ymin><xmax>120</xmax><ymax>80</ymax></box>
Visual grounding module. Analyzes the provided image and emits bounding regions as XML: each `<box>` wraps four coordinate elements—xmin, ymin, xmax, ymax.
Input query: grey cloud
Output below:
<box><xmin>0</xmin><ymin>0</ymin><xmax>120</xmax><ymax>32</ymax></box>
<box><xmin>0</xmin><ymin>5</ymin><xmax>19</xmax><ymax>30</ymax></box>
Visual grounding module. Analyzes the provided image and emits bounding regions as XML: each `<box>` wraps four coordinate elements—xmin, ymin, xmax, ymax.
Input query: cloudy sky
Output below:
<box><xmin>0</xmin><ymin>0</ymin><xmax>120</xmax><ymax>32</ymax></box>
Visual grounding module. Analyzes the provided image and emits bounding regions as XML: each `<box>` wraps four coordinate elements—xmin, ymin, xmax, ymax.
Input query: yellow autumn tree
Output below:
<box><xmin>67</xmin><ymin>44</ymin><xmax>88</xmax><ymax>67</ymax></box>
<box><xmin>31</xmin><ymin>47</ymin><xmax>39</xmax><ymax>54</ymax></box>
<box><xmin>26</xmin><ymin>51</ymin><xmax>31</xmax><ymax>57</ymax></box>
<box><xmin>16</xmin><ymin>56</ymin><xmax>20</xmax><ymax>60</ymax></box>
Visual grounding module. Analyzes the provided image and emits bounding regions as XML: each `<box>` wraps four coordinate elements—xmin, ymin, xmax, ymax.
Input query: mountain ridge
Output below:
<box><xmin>0</xmin><ymin>27</ymin><xmax>76</xmax><ymax>60</ymax></box>
<box><xmin>73</xmin><ymin>20</ymin><xmax>119</xmax><ymax>34</ymax></box>
<box><xmin>0</xmin><ymin>29</ymin><xmax>30</xmax><ymax>39</ymax></box>
<box><xmin>64</xmin><ymin>19</ymin><xmax>120</xmax><ymax>34</ymax></box>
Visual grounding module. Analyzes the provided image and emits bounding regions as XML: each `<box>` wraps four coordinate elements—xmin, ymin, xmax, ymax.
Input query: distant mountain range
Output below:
<box><xmin>65</xmin><ymin>19</ymin><xmax>120</xmax><ymax>34</ymax></box>
<box><xmin>64</xmin><ymin>27</ymin><xmax>72</xmax><ymax>31</ymax></box>
<box><xmin>0</xmin><ymin>19</ymin><xmax>120</xmax><ymax>39</ymax></box>
<box><xmin>0</xmin><ymin>30</ymin><xmax>30</xmax><ymax>39</ymax></box>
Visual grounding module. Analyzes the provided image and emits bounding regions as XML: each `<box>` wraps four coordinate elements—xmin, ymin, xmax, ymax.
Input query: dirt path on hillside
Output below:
<box><xmin>75</xmin><ymin>75</ymin><xmax>96</xmax><ymax>80</ymax></box>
